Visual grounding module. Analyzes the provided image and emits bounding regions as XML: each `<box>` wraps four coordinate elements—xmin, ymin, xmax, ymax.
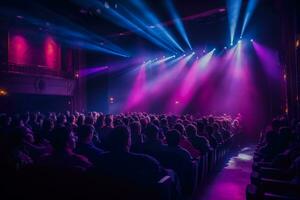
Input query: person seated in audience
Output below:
<box><xmin>220</xmin><ymin>120</ymin><xmax>231</xmax><ymax>141</ymax></box>
<box><xmin>272</xmin><ymin>125</ymin><xmax>300</xmax><ymax>169</ymax></box>
<box><xmin>140</xmin><ymin>123</ymin><xmax>167</xmax><ymax>160</ymax></box>
<box><xmin>56</xmin><ymin>114</ymin><xmax>67</xmax><ymax>127</ymax></box>
<box><xmin>92</xmin><ymin>125</ymin><xmax>166</xmax><ymax>187</ymax></box>
<box><xmin>99</xmin><ymin>115</ymin><xmax>114</xmax><ymax>150</ymax></box>
<box><xmin>174</xmin><ymin>123</ymin><xmax>200</xmax><ymax>158</ymax></box>
<box><xmin>205</xmin><ymin>125</ymin><xmax>218</xmax><ymax>148</ymax></box>
<box><xmin>186</xmin><ymin>124</ymin><xmax>212</xmax><ymax>154</ymax></box>
<box><xmin>212</xmin><ymin>123</ymin><xmax>224</xmax><ymax>145</ymax></box>
<box><xmin>258</xmin><ymin>129</ymin><xmax>282</xmax><ymax>161</ymax></box>
<box><xmin>28</xmin><ymin>112</ymin><xmax>40</xmax><ymax>132</ymax></box>
<box><xmin>77</xmin><ymin>114</ymin><xmax>85</xmax><ymax>127</ymax></box>
<box><xmin>38</xmin><ymin>127</ymin><xmax>92</xmax><ymax>170</ymax></box>
<box><xmin>160</xmin><ymin>118</ymin><xmax>169</xmax><ymax>135</ymax></box>
<box><xmin>3</xmin><ymin>126</ymin><xmax>34</xmax><ymax>170</ymax></box>
<box><xmin>129</xmin><ymin>121</ymin><xmax>143</xmax><ymax>152</ymax></box>
<box><xmin>196</xmin><ymin>120</ymin><xmax>206</xmax><ymax>136</ymax></box>
<box><xmin>75</xmin><ymin>125</ymin><xmax>105</xmax><ymax>164</ymax></box>
<box><xmin>164</xmin><ymin>129</ymin><xmax>195</xmax><ymax>196</ymax></box>
<box><xmin>41</xmin><ymin>118</ymin><xmax>54</xmax><ymax>142</ymax></box>
<box><xmin>84</xmin><ymin>115</ymin><xmax>94</xmax><ymax>126</ymax></box>
<box><xmin>66</xmin><ymin>115</ymin><xmax>78</xmax><ymax>132</ymax></box>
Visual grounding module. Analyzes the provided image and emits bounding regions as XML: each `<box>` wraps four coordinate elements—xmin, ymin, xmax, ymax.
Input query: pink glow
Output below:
<box><xmin>45</xmin><ymin>36</ymin><xmax>61</xmax><ymax>69</ymax></box>
<box><xmin>167</xmin><ymin>51</ymin><xmax>215</xmax><ymax>114</ymax></box>
<box><xmin>9</xmin><ymin>35</ymin><xmax>30</xmax><ymax>65</ymax></box>
<box><xmin>124</xmin><ymin>64</ymin><xmax>147</xmax><ymax>111</ymax></box>
<box><xmin>252</xmin><ymin>41</ymin><xmax>280</xmax><ymax>79</ymax></box>
<box><xmin>9</xmin><ymin>33</ymin><xmax>61</xmax><ymax>69</ymax></box>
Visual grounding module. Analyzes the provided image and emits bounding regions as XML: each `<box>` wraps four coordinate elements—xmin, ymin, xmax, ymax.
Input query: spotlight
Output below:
<box><xmin>240</xmin><ymin>36</ymin><xmax>242</xmax><ymax>39</ymax></box>
<box><xmin>203</xmin><ymin>50</ymin><xmax>206</xmax><ymax>53</ymax></box>
<box><xmin>238</xmin><ymin>40</ymin><xmax>242</xmax><ymax>44</ymax></box>
<box><xmin>109</xmin><ymin>97</ymin><xmax>114</xmax><ymax>104</ymax></box>
<box><xmin>75</xmin><ymin>72</ymin><xmax>79</xmax><ymax>78</ymax></box>
<box><xmin>183</xmin><ymin>54</ymin><xmax>186</xmax><ymax>56</ymax></box>
<box><xmin>250</xmin><ymin>39</ymin><xmax>254</xmax><ymax>42</ymax></box>
<box><xmin>230</xmin><ymin>42</ymin><xmax>233</xmax><ymax>46</ymax></box>
<box><xmin>175</xmin><ymin>100</ymin><xmax>180</xmax><ymax>104</ymax></box>
<box><xmin>224</xmin><ymin>46</ymin><xmax>227</xmax><ymax>49</ymax></box>
<box><xmin>213</xmin><ymin>48</ymin><xmax>216</xmax><ymax>51</ymax></box>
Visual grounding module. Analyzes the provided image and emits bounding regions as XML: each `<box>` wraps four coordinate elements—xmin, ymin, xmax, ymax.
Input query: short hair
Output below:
<box><xmin>106</xmin><ymin>125</ymin><xmax>130</xmax><ymax>151</ymax></box>
<box><xmin>196</xmin><ymin>120</ymin><xmax>204</xmax><ymax>132</ymax></box>
<box><xmin>174</xmin><ymin>123</ymin><xmax>185</xmax><ymax>135</ymax></box>
<box><xmin>130</xmin><ymin>121</ymin><xmax>141</xmax><ymax>135</ymax></box>
<box><xmin>105</xmin><ymin>115</ymin><xmax>113</xmax><ymax>125</ymax></box>
<box><xmin>166</xmin><ymin>129</ymin><xmax>180</xmax><ymax>146</ymax></box>
<box><xmin>206</xmin><ymin>125</ymin><xmax>214</xmax><ymax>135</ymax></box>
<box><xmin>9</xmin><ymin>126</ymin><xmax>31</xmax><ymax>147</ymax></box>
<box><xmin>78</xmin><ymin>125</ymin><xmax>94</xmax><ymax>141</ymax></box>
<box><xmin>186</xmin><ymin>124</ymin><xmax>197</xmax><ymax>138</ymax></box>
<box><xmin>85</xmin><ymin>116</ymin><xmax>94</xmax><ymax>125</ymax></box>
<box><xmin>50</xmin><ymin>127</ymin><xmax>73</xmax><ymax>150</ymax></box>
<box><xmin>145</xmin><ymin>124</ymin><xmax>159</xmax><ymax>140</ymax></box>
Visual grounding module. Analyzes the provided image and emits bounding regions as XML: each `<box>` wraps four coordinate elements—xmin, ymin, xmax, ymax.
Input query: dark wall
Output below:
<box><xmin>0</xmin><ymin>94</ymin><xmax>72</xmax><ymax>114</ymax></box>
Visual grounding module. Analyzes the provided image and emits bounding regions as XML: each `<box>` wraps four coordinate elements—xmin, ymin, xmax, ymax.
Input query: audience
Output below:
<box><xmin>75</xmin><ymin>125</ymin><xmax>105</xmax><ymax>163</ymax></box>
<box><xmin>38</xmin><ymin>127</ymin><xmax>92</xmax><ymax>170</ymax></box>
<box><xmin>0</xmin><ymin>111</ymin><xmax>240</xmax><ymax>199</ymax></box>
<box><xmin>164</xmin><ymin>129</ymin><xmax>195</xmax><ymax>195</ymax></box>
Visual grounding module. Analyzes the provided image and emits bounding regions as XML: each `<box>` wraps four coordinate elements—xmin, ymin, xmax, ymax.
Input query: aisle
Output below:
<box><xmin>197</xmin><ymin>146</ymin><xmax>254</xmax><ymax>200</ymax></box>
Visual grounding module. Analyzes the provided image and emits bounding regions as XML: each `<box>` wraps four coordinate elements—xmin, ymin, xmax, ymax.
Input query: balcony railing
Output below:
<box><xmin>1</xmin><ymin>63</ymin><xmax>74</xmax><ymax>79</ymax></box>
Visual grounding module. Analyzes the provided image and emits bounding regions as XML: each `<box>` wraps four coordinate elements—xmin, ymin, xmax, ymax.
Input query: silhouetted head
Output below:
<box><xmin>145</xmin><ymin>123</ymin><xmax>159</xmax><ymax>141</ymax></box>
<box><xmin>77</xmin><ymin>115</ymin><xmax>85</xmax><ymax>126</ymax></box>
<box><xmin>9</xmin><ymin>126</ymin><xmax>34</xmax><ymax>147</ymax></box>
<box><xmin>42</xmin><ymin>118</ymin><xmax>54</xmax><ymax>131</ymax></box>
<box><xmin>186</xmin><ymin>124</ymin><xmax>197</xmax><ymax>138</ymax></box>
<box><xmin>85</xmin><ymin>116</ymin><xmax>94</xmax><ymax>125</ymax></box>
<box><xmin>105</xmin><ymin>115</ymin><xmax>113</xmax><ymax>127</ymax></box>
<box><xmin>206</xmin><ymin>125</ymin><xmax>214</xmax><ymax>135</ymax></box>
<box><xmin>51</xmin><ymin>127</ymin><xmax>76</xmax><ymax>152</ymax></box>
<box><xmin>57</xmin><ymin>114</ymin><xmax>67</xmax><ymax>125</ymax></box>
<box><xmin>166</xmin><ymin>129</ymin><xmax>180</xmax><ymax>147</ymax></box>
<box><xmin>78</xmin><ymin>125</ymin><xmax>95</xmax><ymax>144</ymax></box>
<box><xmin>174</xmin><ymin>123</ymin><xmax>185</xmax><ymax>136</ymax></box>
<box><xmin>196</xmin><ymin>120</ymin><xmax>205</xmax><ymax>133</ymax></box>
<box><xmin>106</xmin><ymin>125</ymin><xmax>131</xmax><ymax>152</ymax></box>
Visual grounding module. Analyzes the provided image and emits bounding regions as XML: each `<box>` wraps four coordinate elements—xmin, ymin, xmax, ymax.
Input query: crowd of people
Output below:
<box><xmin>255</xmin><ymin>116</ymin><xmax>300</xmax><ymax>184</ymax></box>
<box><xmin>0</xmin><ymin>111</ymin><xmax>241</xmax><ymax>199</ymax></box>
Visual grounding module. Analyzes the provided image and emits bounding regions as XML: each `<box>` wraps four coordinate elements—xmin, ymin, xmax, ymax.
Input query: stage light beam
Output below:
<box><xmin>165</xmin><ymin>0</ymin><xmax>192</xmax><ymax>50</ymax></box>
<box><xmin>241</xmin><ymin>0</ymin><xmax>259</xmax><ymax>37</ymax></box>
<box><xmin>226</xmin><ymin>0</ymin><xmax>242</xmax><ymax>45</ymax></box>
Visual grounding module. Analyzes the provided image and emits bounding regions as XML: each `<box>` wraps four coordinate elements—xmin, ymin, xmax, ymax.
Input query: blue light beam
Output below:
<box><xmin>226</xmin><ymin>0</ymin><xmax>242</xmax><ymax>44</ymax></box>
<box><xmin>165</xmin><ymin>0</ymin><xmax>192</xmax><ymax>50</ymax></box>
<box><xmin>241</xmin><ymin>0</ymin><xmax>259</xmax><ymax>37</ymax></box>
